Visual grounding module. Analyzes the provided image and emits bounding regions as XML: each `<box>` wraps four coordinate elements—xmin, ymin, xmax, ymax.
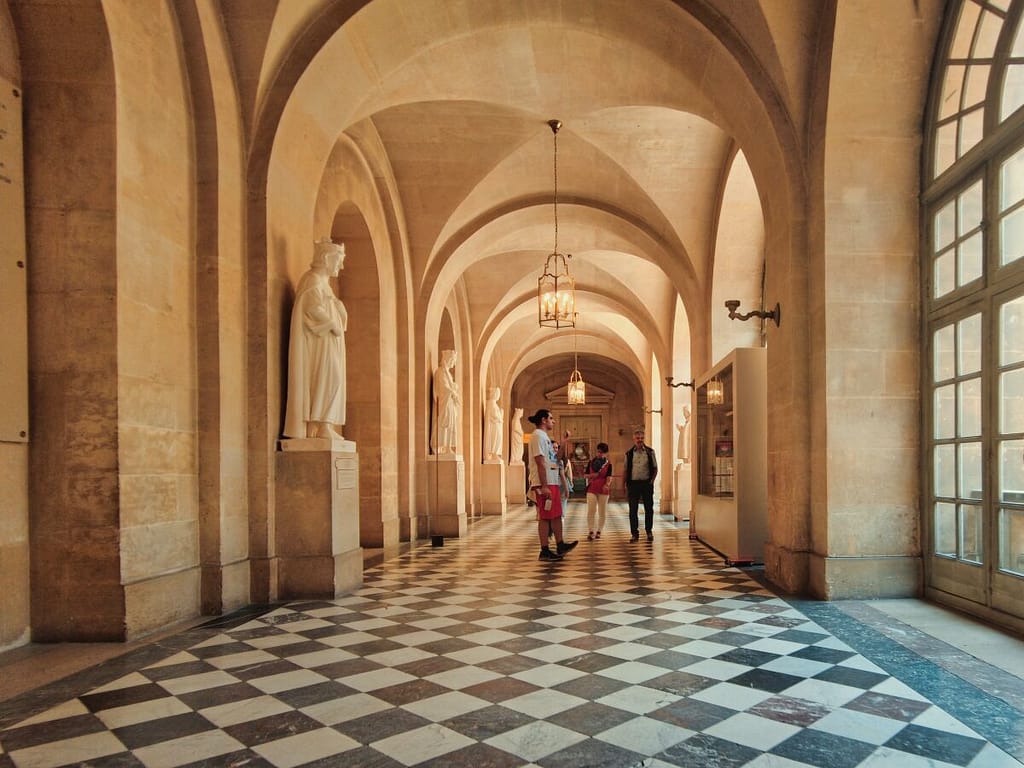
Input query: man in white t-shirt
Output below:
<box><xmin>527</xmin><ymin>409</ymin><xmax>578</xmax><ymax>561</ymax></box>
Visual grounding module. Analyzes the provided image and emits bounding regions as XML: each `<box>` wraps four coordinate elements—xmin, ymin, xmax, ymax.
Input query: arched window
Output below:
<box><xmin>923</xmin><ymin>0</ymin><xmax>1024</xmax><ymax>628</ymax></box>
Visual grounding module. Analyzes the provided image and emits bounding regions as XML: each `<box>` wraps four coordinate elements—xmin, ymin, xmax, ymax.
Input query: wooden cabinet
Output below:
<box><xmin>694</xmin><ymin>347</ymin><xmax>767</xmax><ymax>565</ymax></box>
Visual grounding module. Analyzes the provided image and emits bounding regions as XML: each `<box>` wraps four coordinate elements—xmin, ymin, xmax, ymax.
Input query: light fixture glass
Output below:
<box><xmin>538</xmin><ymin>119</ymin><xmax>575</xmax><ymax>328</ymax></box>
<box><xmin>706</xmin><ymin>376</ymin><xmax>725</xmax><ymax>405</ymax></box>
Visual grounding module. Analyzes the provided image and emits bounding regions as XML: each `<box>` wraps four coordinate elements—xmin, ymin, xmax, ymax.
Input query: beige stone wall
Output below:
<box><xmin>14</xmin><ymin>0</ymin><xmax>125</xmax><ymax>642</ymax></box>
<box><xmin>0</xmin><ymin>6</ymin><xmax>30</xmax><ymax>651</ymax></box>
<box><xmin>808</xmin><ymin>1</ymin><xmax>942</xmax><ymax>598</ymax></box>
<box><xmin>187</xmin><ymin>0</ymin><xmax>251</xmax><ymax>616</ymax></box>
<box><xmin>106</xmin><ymin>3</ymin><xmax>201</xmax><ymax>634</ymax></box>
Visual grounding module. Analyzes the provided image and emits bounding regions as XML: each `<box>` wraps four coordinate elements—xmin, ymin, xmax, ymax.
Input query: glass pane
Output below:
<box><xmin>935</xmin><ymin>324</ymin><xmax>955</xmax><ymax>381</ymax></box>
<box><xmin>950</xmin><ymin>2</ymin><xmax>981</xmax><ymax>60</ymax></box>
<box><xmin>1003</xmin><ymin>65</ymin><xmax>1024</xmax><ymax>121</ymax></box>
<box><xmin>973</xmin><ymin>11</ymin><xmax>1002</xmax><ymax>58</ymax></box>
<box><xmin>961</xmin><ymin>504</ymin><xmax>983</xmax><ymax>563</ymax></box>
<box><xmin>1000</xmin><ymin>439</ymin><xmax>1024</xmax><ymax>501</ymax></box>
<box><xmin>1002</xmin><ymin>369</ymin><xmax>1024</xmax><ymax>434</ymax></box>
<box><xmin>959</xmin><ymin>107</ymin><xmax>984</xmax><ymax>157</ymax></box>
<box><xmin>935</xmin><ymin>502</ymin><xmax>957</xmax><ymax>557</ymax></box>
<box><xmin>999</xmin><ymin>206</ymin><xmax>1024</xmax><ymax>266</ymax></box>
<box><xmin>1013</xmin><ymin>14</ymin><xmax>1024</xmax><ymax>56</ymax></box>
<box><xmin>964</xmin><ymin>63</ymin><xmax>990</xmax><ymax>105</ymax></box>
<box><xmin>998</xmin><ymin>508</ymin><xmax>1024</xmax><ymax>574</ymax></box>
<box><xmin>958</xmin><ymin>232</ymin><xmax>983</xmax><ymax>284</ymax></box>
<box><xmin>1000</xmin><ymin>145</ymin><xmax>1024</xmax><ymax>211</ymax></box>
<box><xmin>959</xmin><ymin>441</ymin><xmax>982</xmax><ymax>499</ymax></box>
<box><xmin>935</xmin><ymin>122</ymin><xmax>957</xmax><ymax>177</ymax></box>
<box><xmin>935</xmin><ymin>444</ymin><xmax>956</xmax><ymax>498</ymax></box>
<box><xmin>940</xmin><ymin>65</ymin><xmax>966</xmax><ymax>120</ymax></box>
<box><xmin>935</xmin><ymin>199</ymin><xmax>956</xmax><ymax>250</ymax></box>
<box><xmin>935</xmin><ymin>250</ymin><xmax>955</xmax><ymax>297</ymax></box>
<box><xmin>959</xmin><ymin>313</ymin><xmax>982</xmax><ymax>374</ymax></box>
<box><xmin>935</xmin><ymin>384</ymin><xmax>956</xmax><ymax>439</ymax></box>
<box><xmin>959</xmin><ymin>378</ymin><xmax>982</xmax><ymax>437</ymax></box>
<box><xmin>959</xmin><ymin>179</ymin><xmax>984</xmax><ymax>229</ymax></box>
<box><xmin>1001</xmin><ymin>295</ymin><xmax>1024</xmax><ymax>365</ymax></box>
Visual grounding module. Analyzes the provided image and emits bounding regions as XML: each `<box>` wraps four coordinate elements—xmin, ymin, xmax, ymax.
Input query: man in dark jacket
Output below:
<box><xmin>624</xmin><ymin>428</ymin><xmax>658</xmax><ymax>542</ymax></box>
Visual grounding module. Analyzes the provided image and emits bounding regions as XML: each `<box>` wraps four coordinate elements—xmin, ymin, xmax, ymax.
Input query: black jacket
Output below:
<box><xmin>624</xmin><ymin>444</ymin><xmax>658</xmax><ymax>484</ymax></box>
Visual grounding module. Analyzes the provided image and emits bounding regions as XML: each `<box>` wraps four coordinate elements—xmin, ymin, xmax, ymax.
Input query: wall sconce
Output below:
<box><xmin>665</xmin><ymin>377</ymin><xmax>695</xmax><ymax>389</ymax></box>
<box><xmin>725</xmin><ymin>299</ymin><xmax>780</xmax><ymax>327</ymax></box>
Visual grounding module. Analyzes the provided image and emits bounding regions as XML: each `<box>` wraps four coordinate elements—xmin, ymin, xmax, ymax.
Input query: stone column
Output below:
<box><xmin>276</xmin><ymin>438</ymin><xmax>361</xmax><ymax>598</ymax></box>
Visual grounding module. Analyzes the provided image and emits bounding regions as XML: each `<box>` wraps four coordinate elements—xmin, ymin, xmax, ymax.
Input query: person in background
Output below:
<box><xmin>527</xmin><ymin>409</ymin><xmax>578</xmax><ymax>561</ymax></box>
<box><xmin>624</xmin><ymin>428</ymin><xmax>658</xmax><ymax>542</ymax></box>
<box><xmin>584</xmin><ymin>442</ymin><xmax>612</xmax><ymax>541</ymax></box>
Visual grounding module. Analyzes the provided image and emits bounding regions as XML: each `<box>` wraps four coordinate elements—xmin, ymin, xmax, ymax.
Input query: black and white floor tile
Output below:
<box><xmin>2</xmin><ymin>502</ymin><xmax>1022</xmax><ymax>767</ymax></box>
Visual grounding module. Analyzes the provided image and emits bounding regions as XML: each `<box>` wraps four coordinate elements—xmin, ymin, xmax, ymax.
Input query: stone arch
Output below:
<box><xmin>313</xmin><ymin>136</ymin><xmax>402</xmax><ymax>552</ymax></box>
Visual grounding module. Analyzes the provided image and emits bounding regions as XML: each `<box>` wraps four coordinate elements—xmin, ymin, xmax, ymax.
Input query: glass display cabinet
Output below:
<box><xmin>694</xmin><ymin>347</ymin><xmax>767</xmax><ymax>565</ymax></box>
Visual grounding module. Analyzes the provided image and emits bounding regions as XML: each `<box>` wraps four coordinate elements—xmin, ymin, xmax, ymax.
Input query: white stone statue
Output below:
<box><xmin>509</xmin><ymin>407</ymin><xmax>524</xmax><ymax>464</ymax></box>
<box><xmin>283</xmin><ymin>238</ymin><xmax>348</xmax><ymax>440</ymax></box>
<box><xmin>433</xmin><ymin>349</ymin><xmax>460</xmax><ymax>454</ymax></box>
<box><xmin>677</xmin><ymin>404</ymin><xmax>691</xmax><ymax>463</ymax></box>
<box><xmin>483</xmin><ymin>387</ymin><xmax>504</xmax><ymax>462</ymax></box>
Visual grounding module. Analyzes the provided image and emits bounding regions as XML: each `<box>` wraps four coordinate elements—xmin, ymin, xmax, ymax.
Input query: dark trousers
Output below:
<box><xmin>627</xmin><ymin>480</ymin><xmax>654</xmax><ymax>534</ymax></box>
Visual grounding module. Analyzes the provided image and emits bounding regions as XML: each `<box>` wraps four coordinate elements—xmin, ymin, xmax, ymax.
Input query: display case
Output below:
<box><xmin>694</xmin><ymin>347</ymin><xmax>767</xmax><ymax>565</ymax></box>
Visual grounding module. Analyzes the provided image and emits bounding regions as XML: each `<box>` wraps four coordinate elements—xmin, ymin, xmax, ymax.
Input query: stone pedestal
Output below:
<box><xmin>276</xmin><ymin>439</ymin><xmax>361</xmax><ymax>599</ymax></box>
<box><xmin>480</xmin><ymin>461</ymin><xmax>507</xmax><ymax>516</ymax></box>
<box><xmin>507</xmin><ymin>462</ymin><xmax>526</xmax><ymax>504</ymax></box>
<box><xmin>426</xmin><ymin>454</ymin><xmax>466</xmax><ymax>538</ymax></box>
<box><xmin>674</xmin><ymin>462</ymin><xmax>692</xmax><ymax>522</ymax></box>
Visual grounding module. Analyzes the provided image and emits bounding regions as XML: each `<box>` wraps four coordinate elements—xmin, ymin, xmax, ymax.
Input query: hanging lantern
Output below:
<box><xmin>706</xmin><ymin>376</ymin><xmax>725</xmax><ymax>405</ymax></box>
<box><xmin>537</xmin><ymin>119</ymin><xmax>576</xmax><ymax>329</ymax></box>
<box><xmin>567</xmin><ymin>367</ymin><xmax>586</xmax><ymax>404</ymax></box>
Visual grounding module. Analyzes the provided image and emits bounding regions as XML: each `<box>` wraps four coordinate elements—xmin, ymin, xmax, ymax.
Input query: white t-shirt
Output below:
<box><xmin>528</xmin><ymin>429</ymin><xmax>561</xmax><ymax>486</ymax></box>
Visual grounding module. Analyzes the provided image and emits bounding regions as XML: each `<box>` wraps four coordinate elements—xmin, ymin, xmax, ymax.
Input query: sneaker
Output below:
<box><xmin>647</xmin><ymin>532</ymin><xmax>655</xmax><ymax>542</ymax></box>
<box><xmin>539</xmin><ymin>548</ymin><xmax>563</xmax><ymax>561</ymax></box>
<box><xmin>587</xmin><ymin>531</ymin><xmax>594</xmax><ymax>541</ymax></box>
<box><xmin>595</xmin><ymin>531</ymin><xmax>601</xmax><ymax>539</ymax></box>
<box><xmin>630</xmin><ymin>534</ymin><xmax>639</xmax><ymax>543</ymax></box>
<box><xmin>556</xmin><ymin>540</ymin><xmax>578</xmax><ymax>555</ymax></box>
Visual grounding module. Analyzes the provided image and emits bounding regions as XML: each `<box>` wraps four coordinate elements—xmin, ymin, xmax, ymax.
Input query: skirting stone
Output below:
<box><xmin>809</xmin><ymin>553</ymin><xmax>922</xmax><ymax>600</ymax></box>
<box><xmin>124</xmin><ymin>567</ymin><xmax>201</xmax><ymax>640</ymax></box>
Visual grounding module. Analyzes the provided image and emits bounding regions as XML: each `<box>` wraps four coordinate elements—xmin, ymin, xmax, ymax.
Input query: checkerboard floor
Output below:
<box><xmin>2</xmin><ymin>502</ymin><xmax>1023</xmax><ymax>767</ymax></box>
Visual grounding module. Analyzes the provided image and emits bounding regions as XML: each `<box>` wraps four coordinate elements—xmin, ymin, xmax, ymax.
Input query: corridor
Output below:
<box><xmin>1</xmin><ymin>502</ymin><xmax>1022</xmax><ymax>768</ymax></box>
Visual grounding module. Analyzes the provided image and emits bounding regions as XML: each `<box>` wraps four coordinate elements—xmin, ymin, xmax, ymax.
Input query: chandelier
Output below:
<box><xmin>567</xmin><ymin>318</ymin><xmax>586</xmax><ymax>405</ymax></box>
<box><xmin>538</xmin><ymin>119</ymin><xmax>576</xmax><ymax>328</ymax></box>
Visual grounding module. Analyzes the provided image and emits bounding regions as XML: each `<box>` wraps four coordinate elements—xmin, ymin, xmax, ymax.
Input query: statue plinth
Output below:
<box><xmin>480</xmin><ymin>461</ymin><xmax>506</xmax><ymax>516</ymax></box>
<box><xmin>280</xmin><ymin>437</ymin><xmax>356</xmax><ymax>453</ymax></box>
<box><xmin>427</xmin><ymin>454</ymin><xmax>466</xmax><ymax>537</ymax></box>
<box><xmin>506</xmin><ymin>462</ymin><xmax>526</xmax><ymax>503</ymax></box>
<box><xmin>674</xmin><ymin>462</ymin><xmax>692</xmax><ymax>522</ymax></box>
<box><xmin>275</xmin><ymin>444</ymin><xmax>361</xmax><ymax>598</ymax></box>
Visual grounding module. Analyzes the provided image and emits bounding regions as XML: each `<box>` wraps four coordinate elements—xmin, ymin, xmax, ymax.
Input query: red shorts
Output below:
<box><xmin>533</xmin><ymin>485</ymin><xmax>563</xmax><ymax>520</ymax></box>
